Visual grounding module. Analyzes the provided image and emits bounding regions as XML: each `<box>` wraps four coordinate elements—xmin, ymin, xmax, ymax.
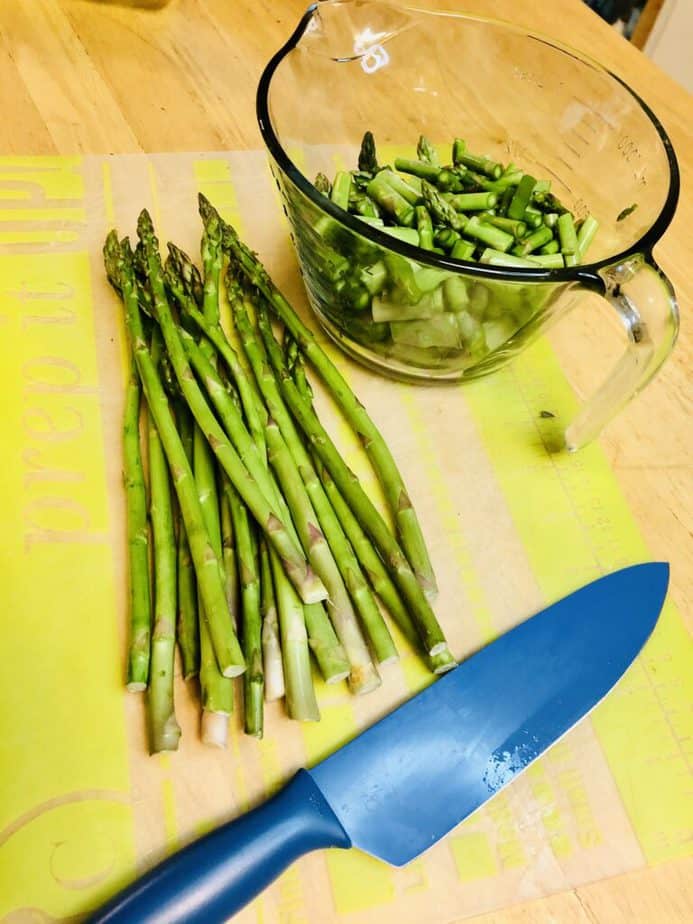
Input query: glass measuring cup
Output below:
<box><xmin>256</xmin><ymin>0</ymin><xmax>680</xmax><ymax>449</ymax></box>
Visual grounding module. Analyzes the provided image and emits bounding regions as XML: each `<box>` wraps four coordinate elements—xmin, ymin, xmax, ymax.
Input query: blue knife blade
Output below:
<box><xmin>90</xmin><ymin>562</ymin><xmax>668</xmax><ymax>924</ymax></box>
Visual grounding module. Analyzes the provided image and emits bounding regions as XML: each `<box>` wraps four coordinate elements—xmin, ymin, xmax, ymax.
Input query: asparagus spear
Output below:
<box><xmin>255</xmin><ymin>301</ymin><xmax>447</xmax><ymax>657</ymax></box>
<box><xmin>207</xmin><ymin>196</ymin><xmax>438</xmax><ymax>603</ymax></box>
<box><xmin>194</xmin><ymin>423</ymin><xmax>234</xmax><ymax>748</ymax></box>
<box><xmin>146</xmin><ymin>329</ymin><xmax>181</xmax><ymax>753</ymax></box>
<box><xmin>422</xmin><ymin>181</ymin><xmax>466</xmax><ymax>231</ymax></box>
<box><xmin>104</xmin><ymin>231</ymin><xmax>246</xmax><ymax>678</ymax></box>
<box><xmin>136</xmin><ymin>210</ymin><xmax>325</xmax><ymax>607</ymax></box>
<box><xmin>165</xmin><ymin>250</ymin><xmax>267</xmax><ymax>460</ymax></box>
<box><xmin>175</xmin><ymin>402</ymin><xmax>199</xmax><ymax>680</ymax></box>
<box><xmin>122</xmin><ymin>350</ymin><xmax>151</xmax><ymax>691</ymax></box>
<box><xmin>259</xmin><ymin>538</ymin><xmax>284</xmax><ymax>701</ymax></box>
<box><xmin>225</xmin><ymin>478</ymin><xmax>263</xmax><ymax>737</ymax></box>
<box><xmin>193</xmin><ymin>204</ymin><xmax>235</xmax><ymax>746</ymax></box>
<box><xmin>219</xmin><ymin>491</ymin><xmax>239</xmax><ymax>633</ymax></box>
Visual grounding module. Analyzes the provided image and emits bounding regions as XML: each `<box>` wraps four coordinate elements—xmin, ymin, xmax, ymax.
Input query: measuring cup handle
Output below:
<box><xmin>565</xmin><ymin>254</ymin><xmax>679</xmax><ymax>450</ymax></box>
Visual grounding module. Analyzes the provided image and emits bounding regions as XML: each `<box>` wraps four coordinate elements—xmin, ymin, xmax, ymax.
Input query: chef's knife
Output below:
<box><xmin>90</xmin><ymin>562</ymin><xmax>668</xmax><ymax>923</ymax></box>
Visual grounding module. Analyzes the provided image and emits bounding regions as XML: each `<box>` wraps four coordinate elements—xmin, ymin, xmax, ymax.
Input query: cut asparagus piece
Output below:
<box><xmin>577</xmin><ymin>214</ymin><xmax>599</xmax><ymax>260</ymax></box>
<box><xmin>391</xmin><ymin>314</ymin><xmax>462</xmax><ymax>349</ymax></box>
<box><xmin>417</xmin><ymin>135</ymin><xmax>440</xmax><ymax>166</ymax></box>
<box><xmin>219</xmin><ymin>490</ymin><xmax>238</xmax><ymax>631</ymax></box>
<box><xmin>372</xmin><ymin>287</ymin><xmax>445</xmax><ymax>323</ymax></box>
<box><xmin>415</xmin><ymin>205</ymin><xmax>434</xmax><ymax>250</ymax></box>
<box><xmin>394</xmin><ymin>157</ymin><xmax>442</xmax><ymax>182</ymax></box>
<box><xmin>225</xmin><ymin>478</ymin><xmax>263</xmax><ymax>737</ymax></box>
<box><xmin>422</xmin><ymin>181</ymin><xmax>466</xmax><ymax>231</ymax></box>
<box><xmin>557</xmin><ymin>212</ymin><xmax>579</xmax><ymax>255</ymax></box>
<box><xmin>366</xmin><ymin>171</ymin><xmax>415</xmax><ymax>226</ymax></box>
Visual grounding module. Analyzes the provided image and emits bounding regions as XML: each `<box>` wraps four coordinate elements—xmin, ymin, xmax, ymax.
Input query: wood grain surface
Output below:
<box><xmin>0</xmin><ymin>1</ymin><xmax>690</xmax><ymax>922</ymax></box>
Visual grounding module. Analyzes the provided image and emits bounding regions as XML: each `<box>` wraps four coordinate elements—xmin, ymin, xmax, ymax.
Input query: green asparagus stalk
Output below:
<box><xmin>194</xmin><ymin>424</ymin><xmax>234</xmax><ymax>748</ymax></box>
<box><xmin>104</xmin><ymin>231</ymin><xmax>246</xmax><ymax>678</ymax></box>
<box><xmin>422</xmin><ymin>181</ymin><xmax>466</xmax><ymax>231</ymax></box>
<box><xmin>415</xmin><ymin>206</ymin><xmax>434</xmax><ymax>251</ymax></box>
<box><xmin>146</xmin><ymin>332</ymin><xmax>181</xmax><ymax>753</ymax></box>
<box><xmin>366</xmin><ymin>171</ymin><xmax>415</xmax><ymax>226</ymax></box>
<box><xmin>208</xmin><ymin>195</ymin><xmax>438</xmax><ymax>602</ymax></box>
<box><xmin>122</xmin><ymin>351</ymin><xmax>151</xmax><ymax>691</ymax></box>
<box><xmin>255</xmin><ymin>301</ymin><xmax>447</xmax><ymax>657</ymax></box>
<box><xmin>136</xmin><ymin>210</ymin><xmax>325</xmax><ymax>607</ymax></box>
<box><xmin>314</xmin><ymin>172</ymin><xmax>332</xmax><ymax>197</ymax></box>
<box><xmin>259</xmin><ymin>538</ymin><xmax>284</xmax><ymax>701</ymax></box>
<box><xmin>577</xmin><ymin>214</ymin><xmax>599</xmax><ymax>260</ymax></box>
<box><xmin>330</xmin><ymin>172</ymin><xmax>352</xmax><ymax>211</ymax></box>
<box><xmin>225</xmin><ymin>478</ymin><xmax>264</xmax><ymax>737</ymax></box>
<box><xmin>175</xmin><ymin>402</ymin><xmax>199</xmax><ymax>680</ymax></box>
<box><xmin>219</xmin><ymin>491</ymin><xmax>239</xmax><ymax>629</ymax></box>
<box><xmin>394</xmin><ymin>158</ymin><xmax>442</xmax><ymax>183</ymax></box>
<box><xmin>557</xmin><ymin>212</ymin><xmax>579</xmax><ymax>255</ymax></box>
<box><xmin>194</xmin><ymin>214</ymin><xmax>235</xmax><ymax>746</ymax></box>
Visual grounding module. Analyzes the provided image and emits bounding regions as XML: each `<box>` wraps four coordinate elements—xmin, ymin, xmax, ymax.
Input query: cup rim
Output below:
<box><xmin>256</xmin><ymin>3</ymin><xmax>680</xmax><ymax>286</ymax></box>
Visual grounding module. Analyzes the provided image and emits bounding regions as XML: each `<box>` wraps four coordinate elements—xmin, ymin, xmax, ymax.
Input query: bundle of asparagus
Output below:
<box><xmin>104</xmin><ymin>195</ymin><xmax>455</xmax><ymax>753</ymax></box>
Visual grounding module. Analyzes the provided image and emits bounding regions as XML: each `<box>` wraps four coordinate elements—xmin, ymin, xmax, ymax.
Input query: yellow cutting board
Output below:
<box><xmin>0</xmin><ymin>152</ymin><xmax>690</xmax><ymax>924</ymax></box>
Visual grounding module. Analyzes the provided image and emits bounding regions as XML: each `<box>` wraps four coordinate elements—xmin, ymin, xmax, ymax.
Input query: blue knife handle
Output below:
<box><xmin>89</xmin><ymin>770</ymin><xmax>350</xmax><ymax>924</ymax></box>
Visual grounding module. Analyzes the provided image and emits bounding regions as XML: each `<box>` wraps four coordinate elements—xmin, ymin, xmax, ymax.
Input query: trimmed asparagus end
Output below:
<box><xmin>201</xmin><ymin>710</ymin><xmax>229</xmax><ymax>749</ymax></box>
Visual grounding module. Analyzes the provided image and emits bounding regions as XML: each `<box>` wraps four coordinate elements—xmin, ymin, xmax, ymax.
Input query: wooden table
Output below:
<box><xmin>1</xmin><ymin>1</ymin><xmax>690</xmax><ymax>921</ymax></box>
